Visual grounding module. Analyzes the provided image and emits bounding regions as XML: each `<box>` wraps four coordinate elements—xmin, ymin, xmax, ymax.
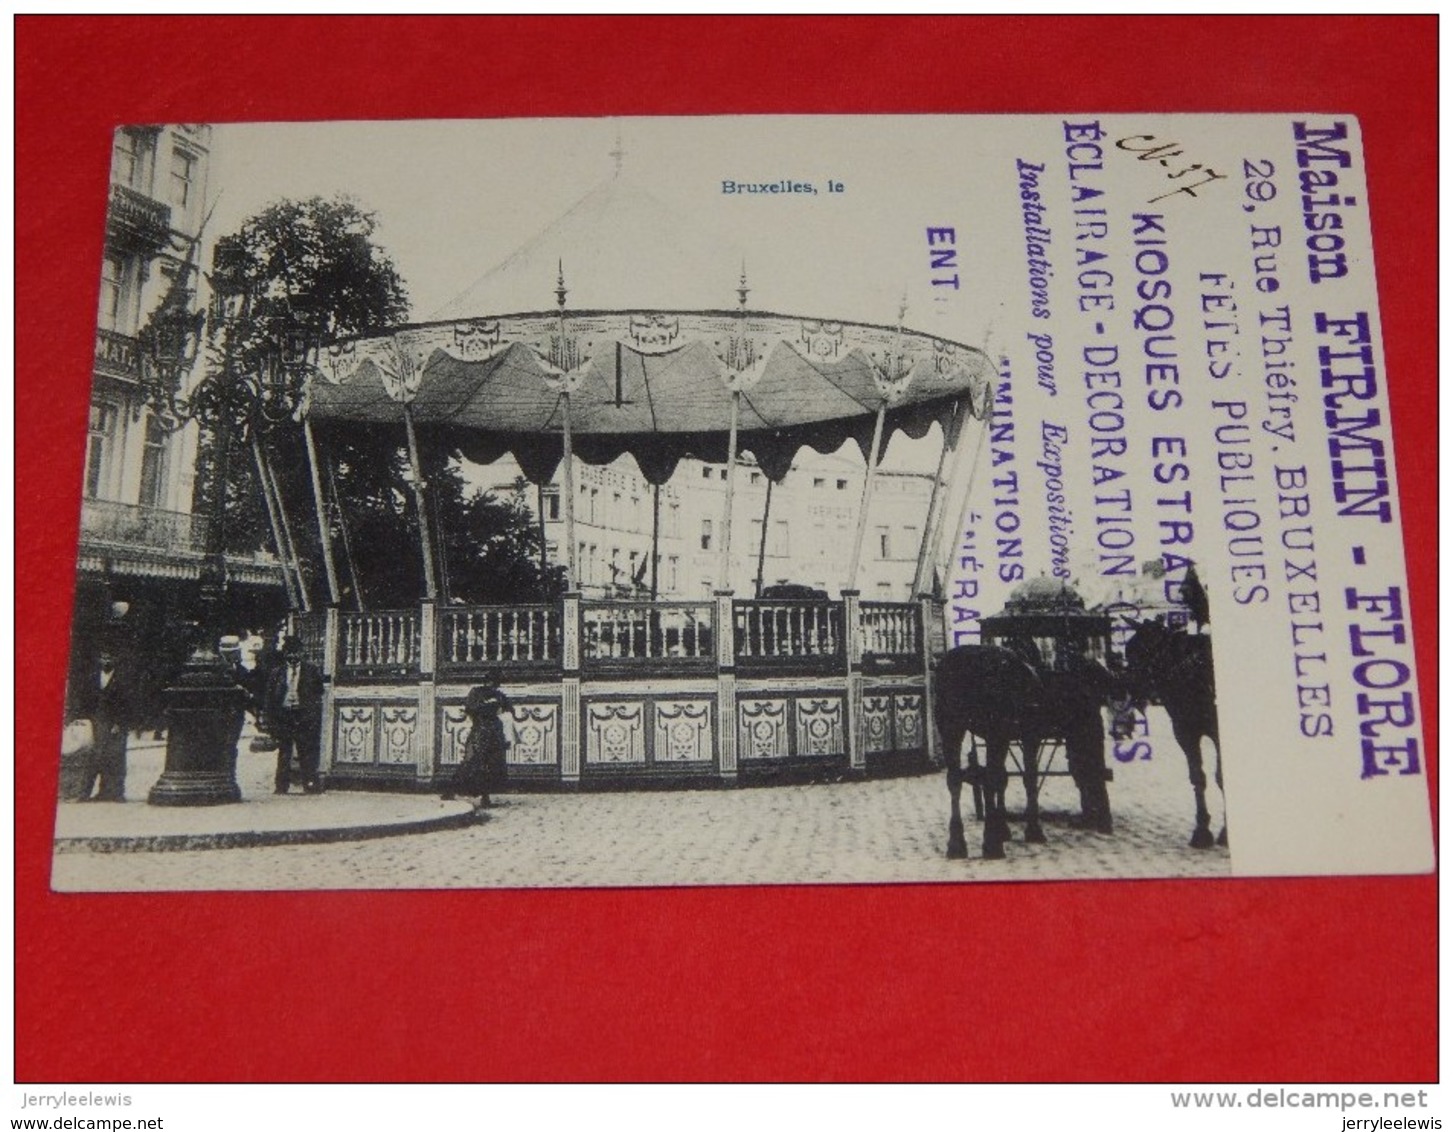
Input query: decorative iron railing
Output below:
<box><xmin>80</xmin><ymin>497</ymin><xmax>211</xmax><ymax>553</ymax></box>
<box><xmin>580</xmin><ymin>601</ymin><xmax>715</xmax><ymax>663</ymax></box>
<box><xmin>107</xmin><ymin>184</ymin><xmax>171</xmax><ymax>256</ymax></box>
<box><xmin>858</xmin><ymin>601</ymin><xmax>922</xmax><ymax>658</ymax></box>
<box><xmin>338</xmin><ymin>609</ymin><xmax>420</xmax><ymax>675</ymax></box>
<box><xmin>733</xmin><ymin>599</ymin><xmax>844</xmax><ymax>663</ymax></box>
<box><xmin>439</xmin><ymin>605</ymin><xmax>559</xmax><ymax>671</ymax></box>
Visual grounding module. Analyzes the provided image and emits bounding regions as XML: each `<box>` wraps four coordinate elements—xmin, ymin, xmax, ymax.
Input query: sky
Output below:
<box><xmin>206</xmin><ymin>116</ymin><xmax>1009</xmax><ymax>339</ymax></box>
<box><xmin>205</xmin><ymin>116</ymin><xmax>1006</xmax><ymax>477</ymax></box>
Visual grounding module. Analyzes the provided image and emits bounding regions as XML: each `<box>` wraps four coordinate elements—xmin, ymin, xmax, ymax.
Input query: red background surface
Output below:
<box><xmin>16</xmin><ymin>16</ymin><xmax>1437</xmax><ymax>1082</ymax></box>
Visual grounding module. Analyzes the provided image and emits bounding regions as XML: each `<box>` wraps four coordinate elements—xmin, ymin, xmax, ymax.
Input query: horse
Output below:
<box><xmin>1115</xmin><ymin>619</ymin><xmax>1225</xmax><ymax>848</ymax></box>
<box><xmin>934</xmin><ymin>644</ymin><xmax>1116</xmax><ymax>860</ymax></box>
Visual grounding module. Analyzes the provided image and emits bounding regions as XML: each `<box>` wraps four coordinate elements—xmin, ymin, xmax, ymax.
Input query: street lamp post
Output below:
<box><xmin>139</xmin><ymin>239</ymin><xmax>319</xmax><ymax>806</ymax></box>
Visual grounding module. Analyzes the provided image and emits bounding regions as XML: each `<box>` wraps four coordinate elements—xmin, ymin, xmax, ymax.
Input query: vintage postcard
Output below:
<box><xmin>53</xmin><ymin>114</ymin><xmax>1432</xmax><ymax>891</ymax></box>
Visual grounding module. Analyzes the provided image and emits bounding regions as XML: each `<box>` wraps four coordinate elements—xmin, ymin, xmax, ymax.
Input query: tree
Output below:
<box><xmin>314</xmin><ymin>428</ymin><xmax>565</xmax><ymax>610</ymax></box>
<box><xmin>192</xmin><ymin>196</ymin><xmax>410</xmax><ymax>559</ymax></box>
<box><xmin>194</xmin><ymin>195</ymin><xmax>564</xmax><ymax>611</ymax></box>
<box><xmin>212</xmin><ymin>195</ymin><xmax>411</xmax><ymax>368</ymax></box>
<box><xmin>438</xmin><ymin>472</ymin><xmax>567</xmax><ymax>606</ymax></box>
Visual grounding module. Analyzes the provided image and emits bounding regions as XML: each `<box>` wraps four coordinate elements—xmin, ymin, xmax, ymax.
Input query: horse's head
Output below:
<box><xmin>1113</xmin><ymin>617</ymin><xmax>1171</xmax><ymax>720</ymax></box>
<box><xmin>1122</xmin><ymin>618</ymin><xmax>1174</xmax><ymax>679</ymax></box>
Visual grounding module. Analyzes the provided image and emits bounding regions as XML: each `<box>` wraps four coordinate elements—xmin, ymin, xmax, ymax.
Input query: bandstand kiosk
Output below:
<box><xmin>288</xmin><ymin>244</ymin><xmax>994</xmax><ymax>792</ymax></box>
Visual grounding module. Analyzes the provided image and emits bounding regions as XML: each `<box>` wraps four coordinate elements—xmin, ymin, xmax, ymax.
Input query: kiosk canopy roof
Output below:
<box><xmin>307</xmin><ymin>310</ymin><xmax>994</xmax><ymax>484</ymax></box>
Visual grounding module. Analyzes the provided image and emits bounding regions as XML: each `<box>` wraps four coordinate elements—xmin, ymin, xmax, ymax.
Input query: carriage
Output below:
<box><xmin>978</xmin><ymin>577</ymin><xmax>1114</xmax><ymax>793</ymax></box>
<box><xmin>937</xmin><ymin>574</ymin><xmax>1225</xmax><ymax>859</ymax></box>
<box><xmin>936</xmin><ymin>577</ymin><xmax>1118</xmax><ymax>859</ymax></box>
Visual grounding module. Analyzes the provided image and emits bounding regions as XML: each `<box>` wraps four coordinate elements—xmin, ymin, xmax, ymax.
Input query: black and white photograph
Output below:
<box><xmin>51</xmin><ymin>114</ymin><xmax>1430</xmax><ymax>891</ymax></box>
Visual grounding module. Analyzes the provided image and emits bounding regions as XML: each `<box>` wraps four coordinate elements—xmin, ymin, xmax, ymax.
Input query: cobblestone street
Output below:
<box><xmin>53</xmin><ymin>714</ymin><xmax>1231</xmax><ymax>891</ymax></box>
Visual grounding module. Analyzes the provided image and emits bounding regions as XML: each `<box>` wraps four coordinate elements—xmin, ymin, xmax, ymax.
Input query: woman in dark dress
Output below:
<box><xmin>443</xmin><ymin>680</ymin><xmax>513</xmax><ymax>808</ymax></box>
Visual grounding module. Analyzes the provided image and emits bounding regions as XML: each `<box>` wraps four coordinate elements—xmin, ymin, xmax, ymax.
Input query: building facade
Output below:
<box><xmin>487</xmin><ymin>448</ymin><xmax>937</xmax><ymax>603</ymax></box>
<box><xmin>70</xmin><ymin>124</ymin><xmax>284</xmax><ymax>720</ymax></box>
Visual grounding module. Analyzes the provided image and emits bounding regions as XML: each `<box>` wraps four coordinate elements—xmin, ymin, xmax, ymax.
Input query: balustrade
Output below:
<box><xmin>440</xmin><ymin>605</ymin><xmax>558</xmax><ymax>670</ymax></box>
<box><xmin>80</xmin><ymin>497</ymin><xmax>211</xmax><ymax>553</ymax></box>
<box><xmin>324</xmin><ymin>593</ymin><xmax>936</xmax><ymax>780</ymax></box>
<box><xmin>858</xmin><ymin>602</ymin><xmax>922</xmax><ymax>658</ymax></box>
<box><xmin>734</xmin><ymin>600</ymin><xmax>843</xmax><ymax>663</ymax></box>
<box><xmin>580</xmin><ymin>601</ymin><xmax>714</xmax><ymax>663</ymax></box>
<box><xmin>107</xmin><ymin>184</ymin><xmax>171</xmax><ymax>255</ymax></box>
<box><xmin>329</xmin><ymin>597</ymin><xmax>920</xmax><ymax>682</ymax></box>
<box><xmin>338</xmin><ymin>610</ymin><xmax>420</xmax><ymax>675</ymax></box>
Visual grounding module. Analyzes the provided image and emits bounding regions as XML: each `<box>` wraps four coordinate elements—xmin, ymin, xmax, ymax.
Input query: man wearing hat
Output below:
<box><xmin>263</xmin><ymin>635</ymin><xmax>325</xmax><ymax>794</ymax></box>
<box><xmin>69</xmin><ymin>637</ymin><xmax>138</xmax><ymax>801</ymax></box>
<box><xmin>442</xmin><ymin>677</ymin><xmax>514</xmax><ymax>809</ymax></box>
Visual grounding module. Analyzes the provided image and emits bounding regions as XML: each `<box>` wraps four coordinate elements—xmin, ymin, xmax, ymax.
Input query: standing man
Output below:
<box><xmin>72</xmin><ymin>641</ymin><xmax>138</xmax><ymax>802</ymax></box>
<box><xmin>264</xmin><ymin>635</ymin><xmax>324</xmax><ymax>795</ymax></box>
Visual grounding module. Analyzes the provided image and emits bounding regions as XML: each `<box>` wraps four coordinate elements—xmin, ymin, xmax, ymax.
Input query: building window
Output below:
<box><xmin>98</xmin><ymin>255</ymin><xmax>125</xmax><ymax>331</ymax></box>
<box><xmin>668</xmin><ymin>556</ymin><xmax>680</xmax><ymax>592</ymax></box>
<box><xmin>701</xmin><ymin>465</ymin><xmax>713</xmax><ymax>480</ymax></box>
<box><xmin>837</xmin><ymin>479</ymin><xmax>848</xmax><ymax>491</ymax></box>
<box><xmin>700</xmin><ymin>519</ymin><xmax>712</xmax><ymax>551</ymax></box>
<box><xmin>111</xmin><ymin>130</ymin><xmax>143</xmax><ymax>189</ymax></box>
<box><xmin>773</xmin><ymin>520</ymin><xmax>789</xmax><ymax>557</ymax></box>
<box><xmin>813</xmin><ymin>477</ymin><xmax>825</xmax><ymax>488</ymax></box>
<box><xmin>169</xmin><ymin>147</ymin><xmax>197</xmax><ymax>209</ymax></box>
<box><xmin>877</xmin><ymin>527</ymin><xmax>891</xmax><ymax>558</ymax></box>
<box><xmin>85</xmin><ymin>404</ymin><xmax>119</xmax><ymax>499</ymax></box>
<box><xmin>877</xmin><ymin>582</ymin><xmax>894</xmax><ymax>599</ymax></box>
<box><xmin>137</xmin><ymin>414</ymin><xmax>169</xmax><ymax>509</ymax></box>
<box><xmin>749</xmin><ymin>472</ymin><xmax>761</xmax><ymax>485</ymax></box>
<box><xmin>720</xmin><ymin>468</ymin><xmax>728</xmax><ymax>480</ymax></box>
<box><xmin>544</xmin><ymin>491</ymin><xmax>561</xmax><ymax>520</ymax></box>
<box><xmin>667</xmin><ymin>502</ymin><xmax>680</xmax><ymax>537</ymax></box>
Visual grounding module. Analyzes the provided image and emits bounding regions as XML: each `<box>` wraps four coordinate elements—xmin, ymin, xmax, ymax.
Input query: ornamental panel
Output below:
<box><xmin>862</xmin><ymin>694</ymin><xmax>893</xmax><ymax>754</ymax></box>
<box><xmin>335</xmin><ymin>705</ymin><xmax>376</xmax><ymax>764</ymax></box>
<box><xmin>653</xmin><ymin>700</ymin><xmax>713</xmax><ymax>763</ymax></box>
<box><xmin>438</xmin><ymin>704</ymin><xmax>471</xmax><ymax>767</ymax></box>
<box><xmin>378</xmin><ymin>706</ymin><xmax>419</xmax><ymax>765</ymax></box>
<box><xmin>509</xmin><ymin>704</ymin><xmax>560</xmax><ymax>766</ymax></box>
<box><xmin>795</xmin><ymin>697</ymin><xmax>846</xmax><ymax>758</ymax></box>
<box><xmin>895</xmin><ymin>693</ymin><xmax>925</xmax><ymax>750</ymax></box>
<box><xmin>585</xmin><ymin>701</ymin><xmax>646</xmax><ymax>764</ymax></box>
<box><xmin>737</xmin><ymin>698</ymin><xmax>789</xmax><ymax>760</ymax></box>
